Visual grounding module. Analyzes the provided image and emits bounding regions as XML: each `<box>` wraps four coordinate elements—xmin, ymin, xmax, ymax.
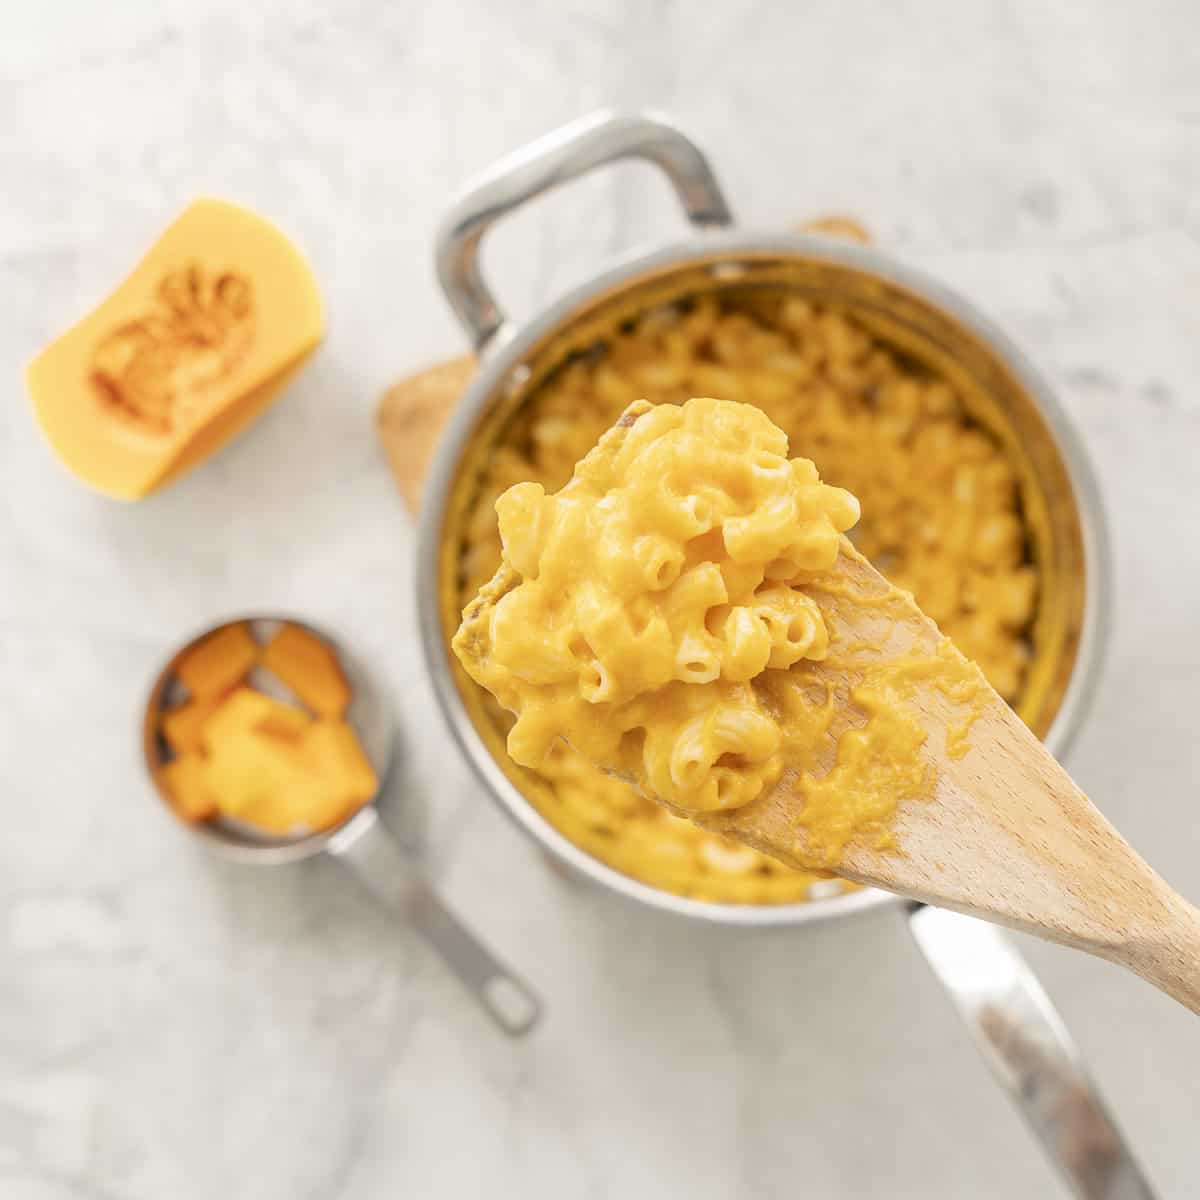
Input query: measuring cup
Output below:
<box><xmin>142</xmin><ymin>614</ymin><xmax>542</xmax><ymax>1036</ymax></box>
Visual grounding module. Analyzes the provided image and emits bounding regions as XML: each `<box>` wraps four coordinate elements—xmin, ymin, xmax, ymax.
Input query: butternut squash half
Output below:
<box><xmin>26</xmin><ymin>198</ymin><xmax>323</xmax><ymax>499</ymax></box>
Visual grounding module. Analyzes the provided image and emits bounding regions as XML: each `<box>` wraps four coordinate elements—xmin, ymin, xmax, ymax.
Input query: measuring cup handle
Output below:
<box><xmin>328</xmin><ymin>807</ymin><xmax>542</xmax><ymax>1036</ymax></box>
<box><xmin>906</xmin><ymin>903</ymin><xmax>1156</xmax><ymax>1199</ymax></box>
<box><xmin>435</xmin><ymin>109</ymin><xmax>734</xmax><ymax>354</ymax></box>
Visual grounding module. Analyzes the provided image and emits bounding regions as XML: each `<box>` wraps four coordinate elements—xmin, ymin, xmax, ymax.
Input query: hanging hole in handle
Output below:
<box><xmin>484</xmin><ymin>975</ymin><xmax>542</xmax><ymax>1036</ymax></box>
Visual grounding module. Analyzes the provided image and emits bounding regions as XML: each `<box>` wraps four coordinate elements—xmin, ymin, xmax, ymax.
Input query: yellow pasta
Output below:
<box><xmin>456</xmin><ymin>398</ymin><xmax>860</xmax><ymax>821</ymax></box>
<box><xmin>450</xmin><ymin>293</ymin><xmax>1040</xmax><ymax>904</ymax></box>
<box><xmin>457</xmin><ymin>399</ymin><xmax>996</xmax><ymax>875</ymax></box>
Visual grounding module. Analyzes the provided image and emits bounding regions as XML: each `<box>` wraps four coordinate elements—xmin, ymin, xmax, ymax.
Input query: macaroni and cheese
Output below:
<box><xmin>452</xmin><ymin>293</ymin><xmax>1039</xmax><ymax>902</ymax></box>
<box><xmin>454</xmin><ymin>398</ymin><xmax>990</xmax><ymax>871</ymax></box>
<box><xmin>457</xmin><ymin>397</ymin><xmax>858</xmax><ymax>809</ymax></box>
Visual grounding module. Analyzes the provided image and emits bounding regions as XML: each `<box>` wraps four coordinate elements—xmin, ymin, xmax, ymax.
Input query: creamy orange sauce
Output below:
<box><xmin>455</xmin><ymin>399</ymin><xmax>992</xmax><ymax>873</ymax></box>
<box><xmin>778</xmin><ymin>637</ymin><xmax>987</xmax><ymax>867</ymax></box>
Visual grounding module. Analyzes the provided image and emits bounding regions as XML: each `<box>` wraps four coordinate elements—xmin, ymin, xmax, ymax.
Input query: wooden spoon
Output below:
<box><xmin>693</xmin><ymin>543</ymin><xmax>1200</xmax><ymax>1014</ymax></box>
<box><xmin>454</xmin><ymin>429</ymin><xmax>1200</xmax><ymax>1016</ymax></box>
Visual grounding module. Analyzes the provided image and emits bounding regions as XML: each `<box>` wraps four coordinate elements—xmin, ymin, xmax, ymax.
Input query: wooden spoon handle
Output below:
<box><xmin>1106</xmin><ymin>894</ymin><xmax>1200</xmax><ymax>1015</ymax></box>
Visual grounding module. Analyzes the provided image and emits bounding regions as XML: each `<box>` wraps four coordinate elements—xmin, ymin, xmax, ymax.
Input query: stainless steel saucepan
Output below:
<box><xmin>417</xmin><ymin>111</ymin><xmax>1151</xmax><ymax>1198</ymax></box>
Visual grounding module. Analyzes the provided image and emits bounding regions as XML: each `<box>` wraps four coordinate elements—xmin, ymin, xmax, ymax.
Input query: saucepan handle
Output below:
<box><xmin>435</xmin><ymin>109</ymin><xmax>734</xmax><ymax>354</ymax></box>
<box><xmin>328</xmin><ymin>806</ymin><xmax>542</xmax><ymax>1036</ymax></box>
<box><xmin>906</xmin><ymin>903</ymin><xmax>1156</xmax><ymax>1199</ymax></box>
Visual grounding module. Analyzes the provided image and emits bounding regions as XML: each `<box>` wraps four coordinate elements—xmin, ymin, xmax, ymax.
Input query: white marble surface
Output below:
<box><xmin>3</xmin><ymin>2</ymin><xmax>1200</xmax><ymax>1196</ymax></box>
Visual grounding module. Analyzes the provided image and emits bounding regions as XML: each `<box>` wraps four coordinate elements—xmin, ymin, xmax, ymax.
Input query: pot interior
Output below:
<box><xmin>433</xmin><ymin>244</ymin><xmax>1092</xmax><ymax>915</ymax></box>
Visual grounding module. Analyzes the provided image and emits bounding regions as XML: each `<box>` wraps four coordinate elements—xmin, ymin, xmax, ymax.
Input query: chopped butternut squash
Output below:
<box><xmin>26</xmin><ymin>198</ymin><xmax>323</xmax><ymax>499</ymax></box>
<box><xmin>204</xmin><ymin>725</ymin><xmax>334</xmax><ymax>834</ymax></box>
<box><xmin>160</xmin><ymin>694</ymin><xmax>220</xmax><ymax>754</ymax></box>
<box><xmin>159</xmin><ymin>753</ymin><xmax>218</xmax><ymax>822</ymax></box>
<box><xmin>161</xmin><ymin>622</ymin><xmax>375</xmax><ymax>834</ymax></box>
<box><xmin>200</xmin><ymin>686</ymin><xmax>310</xmax><ymax>749</ymax></box>
<box><xmin>261</xmin><ymin>623</ymin><xmax>350</xmax><ymax>716</ymax></box>
<box><xmin>174</xmin><ymin>623</ymin><xmax>258</xmax><ymax>698</ymax></box>
<box><xmin>303</xmin><ymin>720</ymin><xmax>379</xmax><ymax>805</ymax></box>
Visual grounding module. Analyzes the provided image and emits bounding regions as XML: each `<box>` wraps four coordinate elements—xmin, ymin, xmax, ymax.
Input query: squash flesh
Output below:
<box><xmin>26</xmin><ymin>198</ymin><xmax>323</xmax><ymax>499</ymax></box>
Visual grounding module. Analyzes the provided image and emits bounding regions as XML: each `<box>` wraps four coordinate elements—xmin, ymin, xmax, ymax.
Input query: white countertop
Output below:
<box><xmin>4</xmin><ymin>2</ymin><xmax>1200</xmax><ymax>1197</ymax></box>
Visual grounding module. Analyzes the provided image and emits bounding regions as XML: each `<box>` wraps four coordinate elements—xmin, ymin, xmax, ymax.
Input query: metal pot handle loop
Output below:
<box><xmin>435</xmin><ymin>109</ymin><xmax>734</xmax><ymax>354</ymax></box>
<box><xmin>907</xmin><ymin>904</ymin><xmax>1156</xmax><ymax>1199</ymax></box>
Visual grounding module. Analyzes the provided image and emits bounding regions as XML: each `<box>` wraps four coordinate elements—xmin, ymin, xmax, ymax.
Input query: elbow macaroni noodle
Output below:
<box><xmin>450</xmin><ymin>293</ymin><xmax>1040</xmax><ymax>904</ymax></box>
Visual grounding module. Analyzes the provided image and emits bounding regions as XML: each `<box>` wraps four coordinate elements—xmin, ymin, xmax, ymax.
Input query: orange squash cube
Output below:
<box><xmin>303</xmin><ymin>719</ymin><xmax>378</xmax><ymax>806</ymax></box>
<box><xmin>158</xmin><ymin>753</ymin><xmax>218</xmax><ymax>822</ymax></box>
<box><xmin>175</xmin><ymin>623</ymin><xmax>258</xmax><ymax>698</ymax></box>
<box><xmin>160</xmin><ymin>694</ymin><xmax>220</xmax><ymax>754</ymax></box>
<box><xmin>261</xmin><ymin>624</ymin><xmax>350</xmax><ymax>716</ymax></box>
<box><xmin>201</xmin><ymin>687</ymin><xmax>310</xmax><ymax>750</ymax></box>
<box><xmin>205</xmin><ymin>726</ymin><xmax>321</xmax><ymax>833</ymax></box>
<box><xmin>205</xmin><ymin>723</ymin><xmax>346</xmax><ymax>835</ymax></box>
